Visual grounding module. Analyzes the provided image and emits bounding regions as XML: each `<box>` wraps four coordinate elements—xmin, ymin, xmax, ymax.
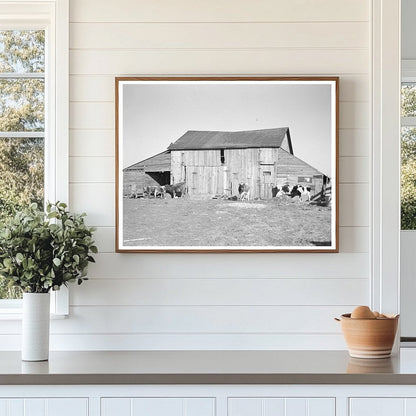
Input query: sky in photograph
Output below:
<box><xmin>121</xmin><ymin>81</ymin><xmax>334</xmax><ymax>176</ymax></box>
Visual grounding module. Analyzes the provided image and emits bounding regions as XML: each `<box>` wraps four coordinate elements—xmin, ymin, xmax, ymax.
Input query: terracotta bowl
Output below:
<box><xmin>337</xmin><ymin>313</ymin><xmax>399</xmax><ymax>359</ymax></box>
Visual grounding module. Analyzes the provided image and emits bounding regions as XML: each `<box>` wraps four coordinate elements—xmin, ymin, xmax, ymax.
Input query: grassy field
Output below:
<box><xmin>123</xmin><ymin>196</ymin><xmax>332</xmax><ymax>247</ymax></box>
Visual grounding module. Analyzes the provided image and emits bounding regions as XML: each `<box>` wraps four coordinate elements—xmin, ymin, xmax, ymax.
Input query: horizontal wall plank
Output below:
<box><xmin>70</xmin><ymin>0</ymin><xmax>369</xmax><ymax>23</ymax></box>
<box><xmin>339</xmin><ymin>227</ymin><xmax>369</xmax><ymax>253</ymax></box>
<box><xmin>339</xmin><ymin>76</ymin><xmax>369</xmax><ymax>102</ymax></box>
<box><xmin>71</xmin><ymin>277</ymin><xmax>368</xmax><ymax>306</ymax></box>
<box><xmin>70</xmin><ymin>129</ymin><xmax>114</xmax><ymax>157</ymax></box>
<box><xmin>69</xmin><ymin>101</ymin><xmax>368</xmax><ymax>130</ymax></box>
<box><xmin>69</xmin><ymin>74</ymin><xmax>369</xmax><ymax>103</ymax></box>
<box><xmin>70</xmin><ymin>49</ymin><xmax>369</xmax><ymax>75</ymax></box>
<box><xmin>69</xmin><ymin>183</ymin><xmax>114</xmax><ymax>226</ymax></box>
<box><xmin>339</xmin><ymin>129</ymin><xmax>369</xmax><ymax>157</ymax></box>
<box><xmin>92</xmin><ymin>227</ymin><xmax>115</xmax><ymax>253</ymax></box>
<box><xmin>87</xmin><ymin>252</ymin><xmax>369</xmax><ymax>279</ymax></box>
<box><xmin>339</xmin><ymin>183</ymin><xmax>369</xmax><ymax>227</ymax></box>
<box><xmin>0</xmin><ymin>306</ymin><xmax>352</xmax><ymax>335</ymax></box>
<box><xmin>339</xmin><ymin>156</ymin><xmax>369</xmax><ymax>183</ymax></box>
<box><xmin>0</xmin><ymin>333</ymin><xmax>347</xmax><ymax>351</ymax></box>
<box><xmin>92</xmin><ymin>225</ymin><xmax>369</xmax><ymax>254</ymax></box>
<box><xmin>70</xmin><ymin>76</ymin><xmax>115</xmax><ymax>102</ymax></box>
<box><xmin>70</xmin><ymin>103</ymin><xmax>113</xmax><ymax>129</ymax></box>
<box><xmin>339</xmin><ymin>102</ymin><xmax>369</xmax><ymax>129</ymax></box>
<box><xmin>70</xmin><ymin>22</ymin><xmax>368</xmax><ymax>50</ymax></box>
<box><xmin>50</xmin><ymin>332</ymin><xmax>346</xmax><ymax>350</ymax></box>
<box><xmin>57</xmin><ymin>305</ymin><xmax>350</xmax><ymax>334</ymax></box>
<box><xmin>70</xmin><ymin>156</ymin><xmax>115</xmax><ymax>183</ymax></box>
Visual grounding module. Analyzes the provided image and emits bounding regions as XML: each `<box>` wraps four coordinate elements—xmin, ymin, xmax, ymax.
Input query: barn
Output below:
<box><xmin>123</xmin><ymin>127</ymin><xmax>329</xmax><ymax>200</ymax></box>
<box><xmin>123</xmin><ymin>150</ymin><xmax>171</xmax><ymax>197</ymax></box>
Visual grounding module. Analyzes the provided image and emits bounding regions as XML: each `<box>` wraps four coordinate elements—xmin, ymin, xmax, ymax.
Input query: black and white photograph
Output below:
<box><xmin>116</xmin><ymin>77</ymin><xmax>338</xmax><ymax>252</ymax></box>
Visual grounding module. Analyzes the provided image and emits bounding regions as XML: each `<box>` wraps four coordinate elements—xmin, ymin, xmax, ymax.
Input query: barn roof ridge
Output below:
<box><xmin>167</xmin><ymin>127</ymin><xmax>291</xmax><ymax>151</ymax></box>
<box><xmin>185</xmin><ymin>127</ymin><xmax>289</xmax><ymax>134</ymax></box>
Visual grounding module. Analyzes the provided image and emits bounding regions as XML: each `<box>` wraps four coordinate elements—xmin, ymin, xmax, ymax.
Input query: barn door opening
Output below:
<box><xmin>147</xmin><ymin>171</ymin><xmax>171</xmax><ymax>185</ymax></box>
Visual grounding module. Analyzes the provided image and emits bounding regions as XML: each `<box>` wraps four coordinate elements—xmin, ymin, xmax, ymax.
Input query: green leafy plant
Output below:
<box><xmin>0</xmin><ymin>202</ymin><xmax>97</xmax><ymax>293</ymax></box>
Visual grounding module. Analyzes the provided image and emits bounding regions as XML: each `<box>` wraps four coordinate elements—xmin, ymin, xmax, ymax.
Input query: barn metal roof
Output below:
<box><xmin>167</xmin><ymin>128</ymin><xmax>291</xmax><ymax>151</ymax></box>
<box><xmin>124</xmin><ymin>150</ymin><xmax>171</xmax><ymax>172</ymax></box>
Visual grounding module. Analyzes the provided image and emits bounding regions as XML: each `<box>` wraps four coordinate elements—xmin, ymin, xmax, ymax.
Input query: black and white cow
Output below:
<box><xmin>300</xmin><ymin>186</ymin><xmax>311</xmax><ymax>202</ymax></box>
<box><xmin>290</xmin><ymin>185</ymin><xmax>302</xmax><ymax>199</ymax></box>
<box><xmin>238</xmin><ymin>183</ymin><xmax>250</xmax><ymax>201</ymax></box>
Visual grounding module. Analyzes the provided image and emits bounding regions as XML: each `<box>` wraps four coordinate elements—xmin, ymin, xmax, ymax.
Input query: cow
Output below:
<box><xmin>287</xmin><ymin>185</ymin><xmax>311</xmax><ymax>202</ymax></box>
<box><xmin>143</xmin><ymin>185</ymin><xmax>166</xmax><ymax>198</ymax></box>
<box><xmin>129</xmin><ymin>184</ymin><xmax>138</xmax><ymax>198</ymax></box>
<box><xmin>275</xmin><ymin>188</ymin><xmax>284</xmax><ymax>198</ymax></box>
<box><xmin>238</xmin><ymin>183</ymin><xmax>250</xmax><ymax>201</ymax></box>
<box><xmin>290</xmin><ymin>185</ymin><xmax>302</xmax><ymax>199</ymax></box>
<box><xmin>272</xmin><ymin>186</ymin><xmax>284</xmax><ymax>198</ymax></box>
<box><xmin>300</xmin><ymin>186</ymin><xmax>311</xmax><ymax>202</ymax></box>
<box><xmin>164</xmin><ymin>182</ymin><xmax>187</xmax><ymax>198</ymax></box>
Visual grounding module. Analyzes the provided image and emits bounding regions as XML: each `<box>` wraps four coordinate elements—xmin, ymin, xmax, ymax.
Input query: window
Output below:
<box><xmin>0</xmin><ymin>30</ymin><xmax>45</xmax><ymax>300</ymax></box>
<box><xmin>401</xmin><ymin>81</ymin><xmax>416</xmax><ymax>229</ymax></box>
<box><xmin>220</xmin><ymin>149</ymin><xmax>225</xmax><ymax>164</ymax></box>
<box><xmin>0</xmin><ymin>0</ymin><xmax>69</xmax><ymax>314</ymax></box>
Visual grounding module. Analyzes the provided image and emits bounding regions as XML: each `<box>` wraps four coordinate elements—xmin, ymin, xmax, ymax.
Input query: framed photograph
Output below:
<box><xmin>116</xmin><ymin>77</ymin><xmax>339</xmax><ymax>253</ymax></box>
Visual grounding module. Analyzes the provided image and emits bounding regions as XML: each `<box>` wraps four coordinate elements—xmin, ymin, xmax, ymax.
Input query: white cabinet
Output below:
<box><xmin>350</xmin><ymin>398</ymin><xmax>416</xmax><ymax>416</ymax></box>
<box><xmin>0</xmin><ymin>398</ymin><xmax>88</xmax><ymax>416</ymax></box>
<box><xmin>101</xmin><ymin>397</ymin><xmax>215</xmax><ymax>416</ymax></box>
<box><xmin>228</xmin><ymin>397</ymin><xmax>335</xmax><ymax>416</ymax></box>
<box><xmin>5</xmin><ymin>385</ymin><xmax>416</xmax><ymax>416</ymax></box>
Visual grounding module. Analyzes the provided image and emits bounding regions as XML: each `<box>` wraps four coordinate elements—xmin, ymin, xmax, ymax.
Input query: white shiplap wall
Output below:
<box><xmin>58</xmin><ymin>0</ymin><xmax>371</xmax><ymax>350</ymax></box>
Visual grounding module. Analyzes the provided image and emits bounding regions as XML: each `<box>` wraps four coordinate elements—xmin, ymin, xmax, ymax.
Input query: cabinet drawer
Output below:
<box><xmin>349</xmin><ymin>398</ymin><xmax>416</xmax><ymax>416</ymax></box>
<box><xmin>0</xmin><ymin>398</ymin><xmax>88</xmax><ymax>416</ymax></box>
<box><xmin>101</xmin><ymin>397</ymin><xmax>215</xmax><ymax>416</ymax></box>
<box><xmin>228</xmin><ymin>397</ymin><xmax>335</xmax><ymax>416</ymax></box>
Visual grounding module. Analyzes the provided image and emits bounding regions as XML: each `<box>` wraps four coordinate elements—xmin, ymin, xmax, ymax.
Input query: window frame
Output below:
<box><xmin>0</xmin><ymin>0</ymin><xmax>69</xmax><ymax>316</ymax></box>
<box><xmin>371</xmin><ymin>0</ymin><xmax>401</xmax><ymax>321</ymax></box>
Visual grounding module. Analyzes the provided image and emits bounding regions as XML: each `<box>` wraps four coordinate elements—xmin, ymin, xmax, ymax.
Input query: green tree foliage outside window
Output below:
<box><xmin>401</xmin><ymin>84</ymin><xmax>416</xmax><ymax>230</ymax></box>
<box><xmin>0</xmin><ymin>30</ymin><xmax>45</xmax><ymax>299</ymax></box>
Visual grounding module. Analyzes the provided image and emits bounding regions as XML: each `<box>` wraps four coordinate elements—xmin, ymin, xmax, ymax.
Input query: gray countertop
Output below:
<box><xmin>2</xmin><ymin>349</ymin><xmax>416</xmax><ymax>385</ymax></box>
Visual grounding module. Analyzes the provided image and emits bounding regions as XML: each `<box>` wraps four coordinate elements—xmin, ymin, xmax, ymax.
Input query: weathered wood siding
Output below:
<box><xmin>123</xmin><ymin>170</ymin><xmax>160</xmax><ymax>196</ymax></box>
<box><xmin>171</xmin><ymin>147</ymin><xmax>323</xmax><ymax>199</ymax></box>
<box><xmin>277</xmin><ymin>149</ymin><xmax>324</xmax><ymax>194</ymax></box>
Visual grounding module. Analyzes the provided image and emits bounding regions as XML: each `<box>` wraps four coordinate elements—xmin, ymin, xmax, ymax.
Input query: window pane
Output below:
<box><xmin>0</xmin><ymin>78</ymin><xmax>44</xmax><ymax>131</ymax></box>
<box><xmin>0</xmin><ymin>137</ymin><xmax>44</xmax><ymax>216</ymax></box>
<box><xmin>402</xmin><ymin>83</ymin><xmax>416</xmax><ymax>117</ymax></box>
<box><xmin>0</xmin><ymin>30</ymin><xmax>45</xmax><ymax>73</ymax></box>
<box><xmin>401</xmin><ymin>127</ymin><xmax>416</xmax><ymax>230</ymax></box>
<box><xmin>0</xmin><ymin>138</ymin><xmax>44</xmax><ymax>300</ymax></box>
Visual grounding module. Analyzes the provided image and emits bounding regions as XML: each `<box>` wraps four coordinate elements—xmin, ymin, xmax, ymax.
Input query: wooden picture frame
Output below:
<box><xmin>115</xmin><ymin>77</ymin><xmax>339</xmax><ymax>253</ymax></box>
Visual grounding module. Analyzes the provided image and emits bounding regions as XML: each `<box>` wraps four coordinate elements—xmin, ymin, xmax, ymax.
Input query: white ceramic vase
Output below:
<box><xmin>22</xmin><ymin>292</ymin><xmax>50</xmax><ymax>361</ymax></box>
